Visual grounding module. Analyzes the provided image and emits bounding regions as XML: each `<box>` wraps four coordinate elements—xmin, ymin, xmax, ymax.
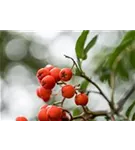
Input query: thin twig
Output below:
<box><xmin>86</xmin><ymin>90</ymin><xmax>100</xmax><ymax>95</ymax></box>
<box><xmin>72</xmin><ymin>116</ymin><xmax>86</xmax><ymax>121</ymax></box>
<box><xmin>64</xmin><ymin>55</ymin><xmax>80</xmax><ymax>71</ymax></box>
<box><xmin>91</xmin><ymin>110</ymin><xmax>109</xmax><ymax>118</ymax></box>
<box><xmin>61</xmin><ymin>98</ymin><xmax>66</xmax><ymax>107</ymax></box>
<box><xmin>53</xmin><ymin>101</ymin><xmax>62</xmax><ymax>105</ymax></box>
<box><xmin>80</xmin><ymin>74</ymin><xmax>115</xmax><ymax>111</ymax></box>
<box><xmin>82</xmin><ymin>106</ymin><xmax>89</xmax><ymax>114</ymax></box>
<box><xmin>117</xmin><ymin>83</ymin><xmax>135</xmax><ymax>112</ymax></box>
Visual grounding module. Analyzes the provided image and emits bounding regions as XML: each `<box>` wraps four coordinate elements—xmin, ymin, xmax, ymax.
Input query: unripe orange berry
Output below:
<box><xmin>36</xmin><ymin>68</ymin><xmax>50</xmax><ymax>82</ymax></box>
<box><xmin>47</xmin><ymin>105</ymin><xmax>63</xmax><ymax>120</ymax></box>
<box><xmin>16</xmin><ymin>116</ymin><xmax>28</xmax><ymax>121</ymax></box>
<box><xmin>41</xmin><ymin>75</ymin><xmax>56</xmax><ymax>89</ymax></box>
<box><xmin>62</xmin><ymin>85</ymin><xmax>75</xmax><ymax>98</ymax></box>
<box><xmin>36</xmin><ymin>86</ymin><xmax>52</xmax><ymax>102</ymax></box>
<box><xmin>50</xmin><ymin>67</ymin><xmax>61</xmax><ymax>82</ymax></box>
<box><xmin>45</xmin><ymin>64</ymin><xmax>54</xmax><ymax>71</ymax></box>
<box><xmin>59</xmin><ymin>68</ymin><xmax>72</xmax><ymax>81</ymax></box>
<box><xmin>75</xmin><ymin>93</ymin><xmax>88</xmax><ymax>106</ymax></box>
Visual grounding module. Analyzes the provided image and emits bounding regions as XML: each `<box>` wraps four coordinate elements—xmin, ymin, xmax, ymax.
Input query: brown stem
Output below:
<box><xmin>82</xmin><ymin>106</ymin><xmax>89</xmax><ymax>114</ymax></box>
<box><xmin>72</xmin><ymin>116</ymin><xmax>86</xmax><ymax>121</ymax></box>
<box><xmin>86</xmin><ymin>90</ymin><xmax>100</xmax><ymax>95</ymax></box>
<box><xmin>91</xmin><ymin>110</ymin><xmax>109</xmax><ymax>118</ymax></box>
<box><xmin>61</xmin><ymin>98</ymin><xmax>66</xmax><ymax>107</ymax></box>
<box><xmin>80</xmin><ymin>74</ymin><xmax>115</xmax><ymax>111</ymax></box>
<box><xmin>64</xmin><ymin>55</ymin><xmax>80</xmax><ymax>71</ymax></box>
<box><xmin>53</xmin><ymin>101</ymin><xmax>62</xmax><ymax>105</ymax></box>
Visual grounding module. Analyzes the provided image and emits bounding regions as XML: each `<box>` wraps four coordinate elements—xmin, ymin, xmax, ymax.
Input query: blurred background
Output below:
<box><xmin>0</xmin><ymin>30</ymin><xmax>135</xmax><ymax>121</ymax></box>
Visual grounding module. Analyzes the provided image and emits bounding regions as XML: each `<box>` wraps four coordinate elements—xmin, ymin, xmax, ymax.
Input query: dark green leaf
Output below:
<box><xmin>104</xmin><ymin>116</ymin><xmax>110</xmax><ymax>121</ymax></box>
<box><xmin>84</xmin><ymin>35</ymin><xmax>98</xmax><ymax>54</ymax></box>
<box><xmin>130</xmin><ymin>50</ymin><xmax>135</xmax><ymax>68</ymax></box>
<box><xmin>116</xmin><ymin>60</ymin><xmax>129</xmax><ymax>80</ymax></box>
<box><xmin>121</xmin><ymin>30</ymin><xmax>135</xmax><ymax>44</ymax></box>
<box><xmin>125</xmin><ymin>101</ymin><xmax>135</xmax><ymax>118</ymax></box>
<box><xmin>109</xmin><ymin>31</ymin><xmax>135</xmax><ymax>67</ymax></box>
<box><xmin>132</xmin><ymin>113</ymin><xmax>135</xmax><ymax>121</ymax></box>
<box><xmin>80</xmin><ymin>79</ymin><xmax>89</xmax><ymax>91</ymax></box>
<box><xmin>73</xmin><ymin>107</ymin><xmax>82</xmax><ymax>117</ymax></box>
<box><xmin>75</xmin><ymin>30</ymin><xmax>89</xmax><ymax>59</ymax></box>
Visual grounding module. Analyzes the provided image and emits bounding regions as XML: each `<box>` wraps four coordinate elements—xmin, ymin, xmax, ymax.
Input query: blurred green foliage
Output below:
<box><xmin>94</xmin><ymin>31</ymin><xmax>135</xmax><ymax>84</ymax></box>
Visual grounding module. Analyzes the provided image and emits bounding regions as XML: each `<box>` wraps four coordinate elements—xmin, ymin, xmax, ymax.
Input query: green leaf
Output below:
<box><xmin>125</xmin><ymin>101</ymin><xmax>135</xmax><ymax>118</ymax></box>
<box><xmin>104</xmin><ymin>116</ymin><xmax>110</xmax><ymax>121</ymax></box>
<box><xmin>116</xmin><ymin>60</ymin><xmax>129</xmax><ymax>80</ymax></box>
<box><xmin>132</xmin><ymin>113</ymin><xmax>135</xmax><ymax>121</ymax></box>
<box><xmin>80</xmin><ymin>79</ymin><xmax>89</xmax><ymax>91</ymax></box>
<box><xmin>130</xmin><ymin>50</ymin><xmax>135</xmax><ymax>68</ymax></box>
<box><xmin>108</xmin><ymin>31</ymin><xmax>135</xmax><ymax>67</ymax></box>
<box><xmin>75</xmin><ymin>30</ymin><xmax>89</xmax><ymax>59</ymax></box>
<box><xmin>73</xmin><ymin>107</ymin><xmax>82</xmax><ymax>117</ymax></box>
<box><xmin>84</xmin><ymin>35</ymin><xmax>98</xmax><ymax>54</ymax></box>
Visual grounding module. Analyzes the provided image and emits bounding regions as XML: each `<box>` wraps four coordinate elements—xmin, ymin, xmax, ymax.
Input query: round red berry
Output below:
<box><xmin>47</xmin><ymin>106</ymin><xmax>63</xmax><ymax>121</ymax></box>
<box><xmin>38</xmin><ymin>107</ymin><xmax>50</xmax><ymax>121</ymax></box>
<box><xmin>75</xmin><ymin>93</ymin><xmax>88</xmax><ymax>106</ymax></box>
<box><xmin>62</xmin><ymin>85</ymin><xmax>75</xmax><ymax>98</ymax></box>
<box><xmin>45</xmin><ymin>64</ymin><xmax>54</xmax><ymax>71</ymax></box>
<box><xmin>36</xmin><ymin>86</ymin><xmax>52</xmax><ymax>102</ymax></box>
<box><xmin>36</xmin><ymin>68</ymin><xmax>50</xmax><ymax>82</ymax></box>
<box><xmin>41</xmin><ymin>75</ymin><xmax>56</xmax><ymax>89</ymax></box>
<box><xmin>50</xmin><ymin>67</ymin><xmax>61</xmax><ymax>82</ymax></box>
<box><xmin>59</xmin><ymin>68</ymin><xmax>72</xmax><ymax>81</ymax></box>
<box><xmin>16</xmin><ymin>116</ymin><xmax>28</xmax><ymax>121</ymax></box>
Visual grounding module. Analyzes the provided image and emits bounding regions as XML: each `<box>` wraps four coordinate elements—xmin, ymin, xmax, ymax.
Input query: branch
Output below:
<box><xmin>80</xmin><ymin>74</ymin><xmax>115</xmax><ymax>111</ymax></box>
<box><xmin>64</xmin><ymin>55</ymin><xmax>80</xmax><ymax>71</ymax></box>
<box><xmin>64</xmin><ymin>55</ymin><xmax>115</xmax><ymax>112</ymax></box>
<box><xmin>86</xmin><ymin>90</ymin><xmax>100</xmax><ymax>95</ymax></box>
<box><xmin>91</xmin><ymin>110</ymin><xmax>109</xmax><ymax>118</ymax></box>
<box><xmin>117</xmin><ymin>83</ymin><xmax>135</xmax><ymax>112</ymax></box>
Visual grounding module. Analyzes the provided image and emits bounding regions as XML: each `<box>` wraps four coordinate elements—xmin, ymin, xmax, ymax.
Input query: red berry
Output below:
<box><xmin>62</xmin><ymin>85</ymin><xmax>75</xmax><ymax>98</ymax></box>
<box><xmin>59</xmin><ymin>68</ymin><xmax>72</xmax><ymax>81</ymax></box>
<box><xmin>16</xmin><ymin>116</ymin><xmax>28</xmax><ymax>121</ymax></box>
<box><xmin>45</xmin><ymin>64</ymin><xmax>54</xmax><ymax>71</ymax></box>
<box><xmin>36</xmin><ymin>68</ymin><xmax>50</xmax><ymax>82</ymax></box>
<box><xmin>47</xmin><ymin>106</ymin><xmax>63</xmax><ymax>121</ymax></box>
<box><xmin>50</xmin><ymin>67</ymin><xmax>61</xmax><ymax>82</ymax></box>
<box><xmin>36</xmin><ymin>86</ymin><xmax>52</xmax><ymax>102</ymax></box>
<box><xmin>75</xmin><ymin>93</ymin><xmax>88</xmax><ymax>106</ymax></box>
<box><xmin>41</xmin><ymin>75</ymin><xmax>56</xmax><ymax>89</ymax></box>
<box><xmin>38</xmin><ymin>107</ymin><xmax>50</xmax><ymax>121</ymax></box>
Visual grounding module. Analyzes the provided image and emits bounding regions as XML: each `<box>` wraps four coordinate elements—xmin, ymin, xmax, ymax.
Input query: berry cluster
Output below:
<box><xmin>16</xmin><ymin>64</ymin><xmax>89</xmax><ymax>121</ymax></box>
<box><xmin>38</xmin><ymin>105</ymin><xmax>70</xmax><ymax>121</ymax></box>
